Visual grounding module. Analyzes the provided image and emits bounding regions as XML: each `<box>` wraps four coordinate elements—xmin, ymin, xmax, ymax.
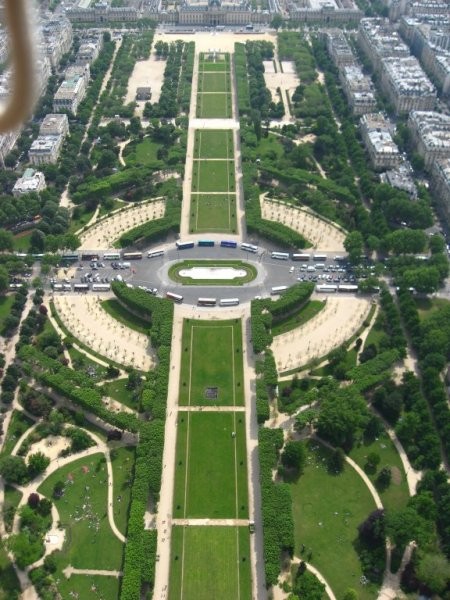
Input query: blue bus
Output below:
<box><xmin>198</xmin><ymin>240</ymin><xmax>215</xmax><ymax>247</ymax></box>
<box><xmin>220</xmin><ymin>240</ymin><xmax>237</xmax><ymax>248</ymax></box>
<box><xmin>176</xmin><ymin>241</ymin><xmax>195</xmax><ymax>250</ymax></box>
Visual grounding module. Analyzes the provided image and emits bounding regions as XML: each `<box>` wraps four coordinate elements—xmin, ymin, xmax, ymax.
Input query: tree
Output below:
<box><xmin>385</xmin><ymin>507</ymin><xmax>433</xmax><ymax>550</ymax></box>
<box><xmin>344</xmin><ymin>231</ymin><xmax>364</xmax><ymax>264</ymax></box>
<box><xmin>293</xmin><ymin>568</ymin><xmax>325</xmax><ymax>600</ymax></box>
<box><xmin>0</xmin><ymin>229</ymin><xmax>13</xmax><ymax>251</ymax></box>
<box><xmin>27</xmin><ymin>493</ymin><xmax>40</xmax><ymax>509</ymax></box>
<box><xmin>376</xmin><ymin>466</ymin><xmax>392</xmax><ymax>490</ymax></box>
<box><xmin>27</xmin><ymin>452</ymin><xmax>50</xmax><ymax>478</ymax></box>
<box><xmin>281</xmin><ymin>441</ymin><xmax>306</xmax><ymax>474</ymax></box>
<box><xmin>270</xmin><ymin>14</ymin><xmax>283</xmax><ymax>30</ymax></box>
<box><xmin>365</xmin><ymin>452</ymin><xmax>380</xmax><ymax>474</ymax></box>
<box><xmin>342</xmin><ymin>589</ymin><xmax>358</xmax><ymax>600</ymax></box>
<box><xmin>416</xmin><ymin>551</ymin><xmax>450</xmax><ymax>594</ymax></box>
<box><xmin>328</xmin><ymin>447</ymin><xmax>345</xmax><ymax>473</ymax></box>
<box><xmin>0</xmin><ymin>265</ymin><xmax>8</xmax><ymax>295</ymax></box>
<box><xmin>0</xmin><ymin>455</ymin><xmax>28</xmax><ymax>484</ymax></box>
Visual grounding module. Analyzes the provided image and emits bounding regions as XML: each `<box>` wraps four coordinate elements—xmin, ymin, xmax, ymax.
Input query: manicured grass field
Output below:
<box><xmin>103</xmin><ymin>378</ymin><xmax>140</xmax><ymax>411</ymax></box>
<box><xmin>134</xmin><ymin>137</ymin><xmax>160</xmax><ymax>165</ymax></box>
<box><xmin>194</xmin><ymin>129</ymin><xmax>234</xmax><ymax>160</ymax></box>
<box><xmin>3</xmin><ymin>485</ymin><xmax>22</xmax><ymax>533</ymax></box>
<box><xmin>196</xmin><ymin>93</ymin><xmax>232</xmax><ymax>118</ymax></box>
<box><xmin>101</xmin><ymin>298</ymin><xmax>150</xmax><ymax>334</ymax></box>
<box><xmin>199</xmin><ymin>71</ymin><xmax>230</xmax><ymax>93</ymax></box>
<box><xmin>2</xmin><ymin>410</ymin><xmax>34</xmax><ymax>456</ymax></box>
<box><xmin>199</xmin><ymin>61</ymin><xmax>228</xmax><ymax>72</ymax></box>
<box><xmin>349</xmin><ymin>431</ymin><xmax>410</xmax><ymax>513</ymax></box>
<box><xmin>173</xmin><ymin>412</ymin><xmax>248</xmax><ymax>518</ymax></box>
<box><xmin>169</xmin><ymin>526</ymin><xmax>251</xmax><ymax>600</ymax></box>
<box><xmin>272</xmin><ymin>300</ymin><xmax>325</xmax><ymax>337</ymax></box>
<box><xmin>12</xmin><ymin>230</ymin><xmax>32</xmax><ymax>252</ymax></box>
<box><xmin>0</xmin><ymin>294</ymin><xmax>15</xmax><ymax>331</ymax></box>
<box><xmin>178</xmin><ymin>319</ymin><xmax>245</xmax><ymax>406</ymax></box>
<box><xmin>290</xmin><ymin>440</ymin><xmax>379</xmax><ymax>600</ymax></box>
<box><xmin>38</xmin><ymin>453</ymin><xmax>124</xmax><ymax>572</ymax></box>
<box><xmin>414</xmin><ymin>297</ymin><xmax>450</xmax><ymax>320</ymax></box>
<box><xmin>190</xmin><ymin>193</ymin><xmax>236</xmax><ymax>233</ymax></box>
<box><xmin>192</xmin><ymin>160</ymin><xmax>235</xmax><ymax>193</ymax></box>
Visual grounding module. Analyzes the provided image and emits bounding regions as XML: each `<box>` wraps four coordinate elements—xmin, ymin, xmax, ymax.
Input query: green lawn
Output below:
<box><xmin>196</xmin><ymin>93</ymin><xmax>232</xmax><ymax>118</ymax></box>
<box><xmin>12</xmin><ymin>230</ymin><xmax>32</xmax><ymax>252</ymax></box>
<box><xmin>0</xmin><ymin>539</ymin><xmax>21</xmax><ymax>600</ymax></box>
<box><xmin>68</xmin><ymin>346</ymin><xmax>109</xmax><ymax>382</ymax></box>
<box><xmin>190</xmin><ymin>194</ymin><xmax>237</xmax><ymax>233</ymax></box>
<box><xmin>272</xmin><ymin>300</ymin><xmax>325</xmax><ymax>337</ymax></box>
<box><xmin>178</xmin><ymin>319</ymin><xmax>245</xmax><ymax>406</ymax></box>
<box><xmin>173</xmin><ymin>412</ymin><xmax>247</xmax><ymax>519</ymax></box>
<box><xmin>363</xmin><ymin>313</ymin><xmax>386</xmax><ymax>352</ymax></box>
<box><xmin>194</xmin><ymin>129</ymin><xmax>234</xmax><ymax>159</ymax></box>
<box><xmin>291</xmin><ymin>440</ymin><xmax>379</xmax><ymax>600</ymax></box>
<box><xmin>2</xmin><ymin>410</ymin><xmax>34</xmax><ymax>456</ymax></box>
<box><xmin>169</xmin><ymin>526</ymin><xmax>251</xmax><ymax>600</ymax></box>
<box><xmin>68</xmin><ymin>206</ymin><xmax>96</xmax><ymax>234</ymax></box>
<box><xmin>101</xmin><ymin>298</ymin><xmax>150</xmax><ymax>334</ymax></box>
<box><xmin>3</xmin><ymin>485</ymin><xmax>22</xmax><ymax>533</ymax></box>
<box><xmin>132</xmin><ymin>137</ymin><xmax>160</xmax><ymax>165</ymax></box>
<box><xmin>199</xmin><ymin>71</ymin><xmax>230</xmax><ymax>93</ymax></box>
<box><xmin>103</xmin><ymin>378</ymin><xmax>140</xmax><ymax>411</ymax></box>
<box><xmin>349</xmin><ymin>431</ymin><xmax>410</xmax><ymax>513</ymax></box>
<box><xmin>110</xmin><ymin>446</ymin><xmax>135</xmax><ymax>537</ymax></box>
<box><xmin>414</xmin><ymin>297</ymin><xmax>450</xmax><ymax>320</ymax></box>
<box><xmin>199</xmin><ymin>61</ymin><xmax>228</xmax><ymax>72</ymax></box>
<box><xmin>0</xmin><ymin>294</ymin><xmax>15</xmax><ymax>330</ymax></box>
<box><xmin>191</xmin><ymin>160</ymin><xmax>235</xmax><ymax>193</ymax></box>
<box><xmin>51</xmin><ymin>574</ymin><xmax>120</xmax><ymax>600</ymax></box>
<box><xmin>38</xmin><ymin>453</ymin><xmax>124</xmax><ymax>572</ymax></box>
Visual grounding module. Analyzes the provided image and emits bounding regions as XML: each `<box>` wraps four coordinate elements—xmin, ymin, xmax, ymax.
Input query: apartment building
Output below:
<box><xmin>41</xmin><ymin>13</ymin><xmax>73</xmax><ymax>69</ymax></box>
<box><xmin>326</xmin><ymin>31</ymin><xmax>355</xmax><ymax>67</ymax></box>
<box><xmin>380</xmin><ymin>161</ymin><xmax>417</xmax><ymax>198</ymax></box>
<box><xmin>360</xmin><ymin>112</ymin><xmax>402</xmax><ymax>170</ymax></box>
<box><xmin>12</xmin><ymin>169</ymin><xmax>47</xmax><ymax>197</ymax></box>
<box><xmin>53</xmin><ymin>66</ymin><xmax>88</xmax><ymax>115</ymax></box>
<box><xmin>408</xmin><ymin>110</ymin><xmax>450</xmax><ymax>168</ymax></box>
<box><xmin>358</xmin><ymin>18</ymin><xmax>410</xmax><ymax>71</ymax></box>
<box><xmin>28</xmin><ymin>135</ymin><xmax>64</xmax><ymax>166</ymax></box>
<box><xmin>39</xmin><ymin>114</ymin><xmax>70</xmax><ymax>138</ymax></box>
<box><xmin>380</xmin><ymin>56</ymin><xmax>436</xmax><ymax>114</ymax></box>
<box><xmin>431</xmin><ymin>158</ymin><xmax>450</xmax><ymax>225</ymax></box>
<box><xmin>339</xmin><ymin>64</ymin><xmax>377</xmax><ymax>115</ymax></box>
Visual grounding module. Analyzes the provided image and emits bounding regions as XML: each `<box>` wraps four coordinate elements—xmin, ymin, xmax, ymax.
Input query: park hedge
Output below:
<box><xmin>114</xmin><ymin>283</ymin><xmax>174</xmax><ymax>599</ymax></box>
<box><xmin>234</xmin><ymin>43</ymin><xmax>251</xmax><ymax>114</ymax></box>
<box><xmin>259</xmin><ymin>427</ymin><xmax>294</xmax><ymax>585</ymax></box>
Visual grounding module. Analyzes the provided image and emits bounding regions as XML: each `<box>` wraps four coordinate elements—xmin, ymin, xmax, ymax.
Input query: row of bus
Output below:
<box><xmin>52</xmin><ymin>283</ymin><xmax>111</xmax><ymax>292</ymax></box>
<box><xmin>165</xmin><ymin>292</ymin><xmax>240</xmax><ymax>306</ymax></box>
<box><xmin>175</xmin><ymin>240</ymin><xmax>256</xmax><ymax>251</ymax></box>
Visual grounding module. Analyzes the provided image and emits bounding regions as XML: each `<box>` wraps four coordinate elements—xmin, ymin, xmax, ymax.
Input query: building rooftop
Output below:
<box><xmin>434</xmin><ymin>157</ymin><xmax>450</xmax><ymax>184</ymax></box>
<box><xmin>29</xmin><ymin>135</ymin><xmax>61</xmax><ymax>152</ymax></box>
<box><xmin>359</xmin><ymin>18</ymin><xmax>410</xmax><ymax>57</ymax></box>
<box><xmin>409</xmin><ymin>110</ymin><xmax>450</xmax><ymax>150</ymax></box>
<box><xmin>382</xmin><ymin>56</ymin><xmax>436</xmax><ymax>96</ymax></box>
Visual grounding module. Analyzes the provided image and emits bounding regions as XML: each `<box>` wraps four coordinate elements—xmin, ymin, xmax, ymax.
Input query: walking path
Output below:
<box><xmin>172</xmin><ymin>518</ymin><xmax>249</xmax><ymax>526</ymax></box>
<box><xmin>63</xmin><ymin>566</ymin><xmax>123</xmax><ymax>579</ymax></box>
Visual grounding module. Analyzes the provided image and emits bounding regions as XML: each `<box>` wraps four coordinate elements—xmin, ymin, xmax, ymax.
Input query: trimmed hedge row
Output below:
<box><xmin>114</xmin><ymin>282</ymin><xmax>173</xmax><ymax>599</ymax></box>
<box><xmin>118</xmin><ymin>196</ymin><xmax>181</xmax><ymax>248</ymax></box>
<box><xmin>269</xmin><ymin>282</ymin><xmax>314</xmax><ymax>322</ymax></box>
<box><xmin>178</xmin><ymin>42</ymin><xmax>195</xmax><ymax>113</ymax></box>
<box><xmin>234</xmin><ymin>43</ymin><xmax>251</xmax><ymax>114</ymax></box>
<box><xmin>259</xmin><ymin>427</ymin><xmax>295</xmax><ymax>585</ymax></box>
<box><xmin>347</xmin><ymin>349</ymin><xmax>400</xmax><ymax>392</ymax></box>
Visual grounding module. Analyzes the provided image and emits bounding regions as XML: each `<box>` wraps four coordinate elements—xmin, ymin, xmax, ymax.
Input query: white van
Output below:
<box><xmin>307</xmin><ymin>265</ymin><xmax>316</xmax><ymax>272</ymax></box>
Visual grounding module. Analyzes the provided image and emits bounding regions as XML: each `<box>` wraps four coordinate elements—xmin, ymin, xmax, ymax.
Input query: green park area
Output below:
<box><xmin>198</xmin><ymin>71</ymin><xmax>230</xmax><ymax>93</ymax></box>
<box><xmin>173</xmin><ymin>411</ymin><xmax>247</xmax><ymax>518</ymax></box>
<box><xmin>37</xmin><ymin>453</ymin><xmax>125</xmax><ymax>598</ymax></box>
<box><xmin>290</xmin><ymin>441</ymin><xmax>379</xmax><ymax>600</ymax></box>
<box><xmin>192</xmin><ymin>160</ymin><xmax>235</xmax><ymax>193</ymax></box>
<box><xmin>196</xmin><ymin>92</ymin><xmax>232</xmax><ymax>118</ymax></box>
<box><xmin>194</xmin><ymin>129</ymin><xmax>234</xmax><ymax>159</ymax></box>
<box><xmin>190</xmin><ymin>193</ymin><xmax>237</xmax><ymax>233</ymax></box>
<box><xmin>178</xmin><ymin>319</ymin><xmax>245</xmax><ymax>406</ymax></box>
<box><xmin>169</xmin><ymin>526</ymin><xmax>251</xmax><ymax>600</ymax></box>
